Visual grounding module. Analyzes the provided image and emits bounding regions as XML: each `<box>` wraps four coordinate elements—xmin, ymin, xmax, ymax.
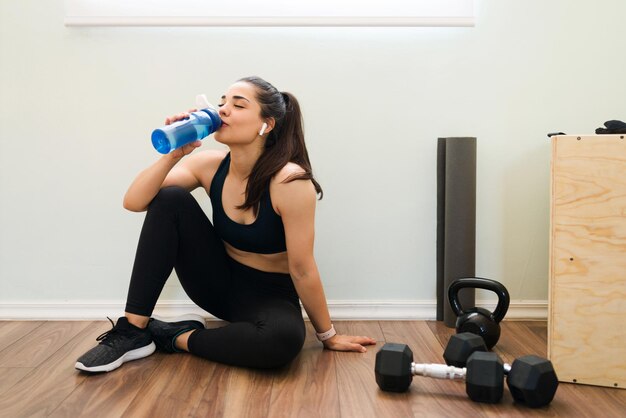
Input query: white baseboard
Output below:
<box><xmin>0</xmin><ymin>300</ymin><xmax>547</xmax><ymax>321</ymax></box>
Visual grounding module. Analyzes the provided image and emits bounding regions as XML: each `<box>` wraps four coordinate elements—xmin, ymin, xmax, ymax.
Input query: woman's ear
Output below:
<box><xmin>260</xmin><ymin>118</ymin><xmax>276</xmax><ymax>136</ymax></box>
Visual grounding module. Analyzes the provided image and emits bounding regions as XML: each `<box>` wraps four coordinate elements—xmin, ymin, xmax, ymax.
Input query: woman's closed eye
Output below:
<box><xmin>217</xmin><ymin>103</ymin><xmax>245</xmax><ymax>109</ymax></box>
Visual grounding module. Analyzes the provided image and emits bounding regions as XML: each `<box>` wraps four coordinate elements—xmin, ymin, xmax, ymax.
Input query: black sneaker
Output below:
<box><xmin>75</xmin><ymin>316</ymin><xmax>155</xmax><ymax>373</ymax></box>
<box><xmin>148</xmin><ymin>314</ymin><xmax>206</xmax><ymax>353</ymax></box>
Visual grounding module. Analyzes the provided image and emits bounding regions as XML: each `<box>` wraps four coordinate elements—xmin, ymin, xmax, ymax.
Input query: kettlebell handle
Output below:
<box><xmin>448</xmin><ymin>277</ymin><xmax>510</xmax><ymax>323</ymax></box>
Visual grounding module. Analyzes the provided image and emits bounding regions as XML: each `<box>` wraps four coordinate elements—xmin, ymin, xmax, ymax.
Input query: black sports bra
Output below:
<box><xmin>209</xmin><ymin>153</ymin><xmax>287</xmax><ymax>254</ymax></box>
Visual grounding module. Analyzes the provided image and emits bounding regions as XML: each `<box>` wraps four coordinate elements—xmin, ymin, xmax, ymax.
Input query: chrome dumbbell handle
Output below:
<box><xmin>410</xmin><ymin>363</ymin><xmax>466</xmax><ymax>380</ymax></box>
<box><xmin>410</xmin><ymin>362</ymin><xmax>513</xmax><ymax>380</ymax></box>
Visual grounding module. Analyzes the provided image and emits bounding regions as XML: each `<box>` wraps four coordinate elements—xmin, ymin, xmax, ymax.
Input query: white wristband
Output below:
<box><xmin>316</xmin><ymin>324</ymin><xmax>336</xmax><ymax>342</ymax></box>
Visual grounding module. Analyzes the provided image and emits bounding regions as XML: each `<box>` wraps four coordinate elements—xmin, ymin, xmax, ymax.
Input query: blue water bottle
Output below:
<box><xmin>151</xmin><ymin>94</ymin><xmax>222</xmax><ymax>154</ymax></box>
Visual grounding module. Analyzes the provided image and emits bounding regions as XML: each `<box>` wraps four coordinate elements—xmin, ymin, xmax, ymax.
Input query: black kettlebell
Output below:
<box><xmin>448</xmin><ymin>278</ymin><xmax>510</xmax><ymax>349</ymax></box>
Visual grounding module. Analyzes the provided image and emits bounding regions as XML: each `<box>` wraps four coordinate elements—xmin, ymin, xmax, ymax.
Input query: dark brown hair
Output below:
<box><xmin>236</xmin><ymin>76</ymin><xmax>323</xmax><ymax>215</ymax></box>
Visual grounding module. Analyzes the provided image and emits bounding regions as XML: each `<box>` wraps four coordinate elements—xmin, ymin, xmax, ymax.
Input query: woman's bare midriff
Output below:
<box><xmin>224</xmin><ymin>241</ymin><xmax>290</xmax><ymax>274</ymax></box>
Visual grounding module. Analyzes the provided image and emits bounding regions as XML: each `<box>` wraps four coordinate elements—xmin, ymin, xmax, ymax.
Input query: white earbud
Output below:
<box><xmin>259</xmin><ymin>123</ymin><xmax>268</xmax><ymax>136</ymax></box>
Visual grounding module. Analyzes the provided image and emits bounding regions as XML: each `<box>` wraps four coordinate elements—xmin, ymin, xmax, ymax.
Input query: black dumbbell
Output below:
<box><xmin>375</xmin><ymin>343</ymin><xmax>559</xmax><ymax>407</ymax></box>
<box><xmin>442</xmin><ymin>333</ymin><xmax>559</xmax><ymax>408</ymax></box>
<box><xmin>375</xmin><ymin>343</ymin><xmax>506</xmax><ymax>403</ymax></box>
<box><xmin>443</xmin><ymin>332</ymin><xmax>487</xmax><ymax>367</ymax></box>
<box><xmin>505</xmin><ymin>355</ymin><xmax>559</xmax><ymax>408</ymax></box>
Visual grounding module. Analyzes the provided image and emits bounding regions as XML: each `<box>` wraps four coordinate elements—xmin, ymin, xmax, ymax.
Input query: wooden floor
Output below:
<box><xmin>0</xmin><ymin>320</ymin><xmax>624</xmax><ymax>418</ymax></box>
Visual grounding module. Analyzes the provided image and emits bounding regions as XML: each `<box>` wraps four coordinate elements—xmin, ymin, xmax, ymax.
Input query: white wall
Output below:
<box><xmin>1</xmin><ymin>1</ymin><xmax>625</xmax><ymax>316</ymax></box>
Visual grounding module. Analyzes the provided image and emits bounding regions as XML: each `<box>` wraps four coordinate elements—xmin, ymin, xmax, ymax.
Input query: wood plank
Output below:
<box><xmin>191</xmin><ymin>351</ymin><xmax>275</xmax><ymax>418</ymax></box>
<box><xmin>494</xmin><ymin>321</ymin><xmax>548</xmax><ymax>364</ymax></box>
<box><xmin>524</xmin><ymin>321</ymin><xmax>547</xmax><ymax>344</ymax></box>
<box><xmin>550</xmin><ymin>382</ymin><xmax>626</xmax><ymax>418</ymax></box>
<box><xmin>0</xmin><ymin>367</ymin><xmax>34</xmax><ymax>395</ymax></box>
<box><xmin>425</xmin><ymin>320</ymin><xmax>456</xmax><ymax>350</ymax></box>
<box><xmin>0</xmin><ymin>321</ymin><xmax>88</xmax><ymax>367</ymax></box>
<box><xmin>191</xmin><ymin>362</ymin><xmax>233</xmax><ymax>417</ymax></box>
<box><xmin>334</xmin><ymin>321</ymin><xmax>415</xmax><ymax>418</ymax></box>
<box><xmin>121</xmin><ymin>353</ymin><xmax>215</xmax><ymax>418</ymax></box>
<box><xmin>0</xmin><ymin>320</ymin><xmax>623</xmax><ymax>417</ymax></box>
<box><xmin>0</xmin><ymin>321</ymin><xmax>109</xmax><ymax>417</ymax></box>
<box><xmin>266</xmin><ymin>322</ymin><xmax>340</xmax><ymax>418</ymax></box>
<box><xmin>49</xmin><ymin>351</ymin><xmax>164</xmax><ymax>418</ymax></box>
<box><xmin>218</xmin><ymin>367</ymin><xmax>275</xmax><ymax>418</ymax></box>
<box><xmin>0</xmin><ymin>321</ymin><xmax>44</xmax><ymax>353</ymax></box>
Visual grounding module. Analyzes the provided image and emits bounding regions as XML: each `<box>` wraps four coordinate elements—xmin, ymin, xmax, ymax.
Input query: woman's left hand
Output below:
<box><xmin>322</xmin><ymin>334</ymin><xmax>377</xmax><ymax>353</ymax></box>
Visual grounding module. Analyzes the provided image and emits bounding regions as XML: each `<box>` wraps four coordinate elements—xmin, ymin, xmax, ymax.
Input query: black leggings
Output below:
<box><xmin>124</xmin><ymin>186</ymin><xmax>305</xmax><ymax>369</ymax></box>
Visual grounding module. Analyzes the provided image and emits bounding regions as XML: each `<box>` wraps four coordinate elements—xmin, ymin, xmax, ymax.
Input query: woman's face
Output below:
<box><xmin>214</xmin><ymin>81</ymin><xmax>265</xmax><ymax>145</ymax></box>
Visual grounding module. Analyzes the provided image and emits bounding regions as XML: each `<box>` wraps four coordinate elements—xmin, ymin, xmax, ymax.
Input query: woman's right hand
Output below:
<box><xmin>165</xmin><ymin>109</ymin><xmax>202</xmax><ymax>160</ymax></box>
<box><xmin>124</xmin><ymin>108</ymin><xmax>205</xmax><ymax>211</ymax></box>
<box><xmin>169</xmin><ymin>140</ymin><xmax>202</xmax><ymax>160</ymax></box>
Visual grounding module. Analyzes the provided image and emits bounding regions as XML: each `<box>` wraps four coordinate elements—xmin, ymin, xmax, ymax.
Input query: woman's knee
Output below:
<box><xmin>255</xmin><ymin>319</ymin><xmax>305</xmax><ymax>368</ymax></box>
<box><xmin>187</xmin><ymin>320</ymin><xmax>304</xmax><ymax>369</ymax></box>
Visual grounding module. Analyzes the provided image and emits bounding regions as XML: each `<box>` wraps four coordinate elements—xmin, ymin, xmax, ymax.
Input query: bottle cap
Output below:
<box><xmin>196</xmin><ymin>94</ymin><xmax>213</xmax><ymax>110</ymax></box>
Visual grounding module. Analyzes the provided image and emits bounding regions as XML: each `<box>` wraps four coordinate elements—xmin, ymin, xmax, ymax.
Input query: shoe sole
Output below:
<box><xmin>152</xmin><ymin>314</ymin><xmax>206</xmax><ymax>328</ymax></box>
<box><xmin>74</xmin><ymin>341</ymin><xmax>156</xmax><ymax>373</ymax></box>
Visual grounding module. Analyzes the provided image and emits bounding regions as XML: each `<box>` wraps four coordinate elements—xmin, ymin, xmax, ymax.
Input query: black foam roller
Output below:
<box><xmin>436</xmin><ymin>137</ymin><xmax>476</xmax><ymax>326</ymax></box>
<box><xmin>436</xmin><ymin>138</ymin><xmax>446</xmax><ymax>321</ymax></box>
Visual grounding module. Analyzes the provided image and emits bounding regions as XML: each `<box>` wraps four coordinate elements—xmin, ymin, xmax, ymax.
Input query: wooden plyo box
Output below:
<box><xmin>549</xmin><ymin>134</ymin><xmax>626</xmax><ymax>389</ymax></box>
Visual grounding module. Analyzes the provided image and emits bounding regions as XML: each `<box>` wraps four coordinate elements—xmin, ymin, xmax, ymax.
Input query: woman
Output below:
<box><xmin>76</xmin><ymin>76</ymin><xmax>376</xmax><ymax>372</ymax></box>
